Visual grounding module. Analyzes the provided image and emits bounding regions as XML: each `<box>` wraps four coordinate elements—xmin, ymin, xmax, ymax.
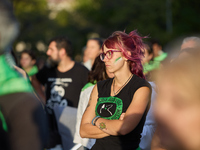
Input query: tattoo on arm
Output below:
<box><xmin>99</xmin><ymin>122</ymin><xmax>107</xmax><ymax>130</ymax></box>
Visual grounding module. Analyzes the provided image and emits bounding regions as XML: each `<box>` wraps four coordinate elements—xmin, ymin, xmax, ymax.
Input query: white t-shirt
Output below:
<box><xmin>73</xmin><ymin>85</ymin><xmax>96</xmax><ymax>149</ymax></box>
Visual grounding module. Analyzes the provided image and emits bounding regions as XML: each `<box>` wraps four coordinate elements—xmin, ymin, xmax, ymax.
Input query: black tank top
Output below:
<box><xmin>91</xmin><ymin>74</ymin><xmax>151</xmax><ymax>150</ymax></box>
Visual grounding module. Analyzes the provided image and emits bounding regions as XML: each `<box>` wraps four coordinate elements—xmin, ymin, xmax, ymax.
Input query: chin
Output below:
<box><xmin>46</xmin><ymin>58</ymin><xmax>59</xmax><ymax>68</ymax></box>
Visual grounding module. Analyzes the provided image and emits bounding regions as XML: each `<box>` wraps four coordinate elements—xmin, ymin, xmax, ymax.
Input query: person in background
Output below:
<box><xmin>32</xmin><ymin>36</ymin><xmax>89</xmax><ymax>149</ymax></box>
<box><xmin>80</xmin><ymin>30</ymin><xmax>151</xmax><ymax>150</ymax></box>
<box><xmin>151</xmin><ymin>47</ymin><xmax>200</xmax><ymax>150</ymax></box>
<box><xmin>20</xmin><ymin>50</ymin><xmax>38</xmax><ymax>81</ymax></box>
<box><xmin>0</xmin><ymin>1</ymin><xmax>48</xmax><ymax>150</ymax></box>
<box><xmin>181</xmin><ymin>36</ymin><xmax>200</xmax><ymax>50</ymax></box>
<box><xmin>142</xmin><ymin>43</ymin><xmax>155</xmax><ymax>80</ymax></box>
<box><xmin>139</xmin><ymin>81</ymin><xmax>156</xmax><ymax>150</ymax></box>
<box><xmin>74</xmin><ymin>56</ymin><xmax>114</xmax><ymax>150</ymax></box>
<box><xmin>139</xmin><ymin>43</ymin><xmax>157</xmax><ymax>150</ymax></box>
<box><xmin>83</xmin><ymin>38</ymin><xmax>103</xmax><ymax>70</ymax></box>
<box><xmin>151</xmin><ymin>40</ymin><xmax>168</xmax><ymax>69</ymax></box>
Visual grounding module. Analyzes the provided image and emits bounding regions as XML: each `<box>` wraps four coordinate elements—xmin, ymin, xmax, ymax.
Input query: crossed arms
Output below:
<box><xmin>80</xmin><ymin>84</ymin><xmax>151</xmax><ymax>139</ymax></box>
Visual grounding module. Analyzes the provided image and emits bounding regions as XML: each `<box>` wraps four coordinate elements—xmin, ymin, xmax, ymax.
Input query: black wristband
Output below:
<box><xmin>94</xmin><ymin>117</ymin><xmax>100</xmax><ymax>126</ymax></box>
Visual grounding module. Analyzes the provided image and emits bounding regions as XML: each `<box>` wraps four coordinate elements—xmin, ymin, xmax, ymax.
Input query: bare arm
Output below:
<box><xmin>94</xmin><ymin>86</ymin><xmax>151</xmax><ymax>136</ymax></box>
<box><xmin>80</xmin><ymin>86</ymin><xmax>151</xmax><ymax>138</ymax></box>
<box><xmin>31</xmin><ymin>75</ymin><xmax>46</xmax><ymax>104</ymax></box>
<box><xmin>80</xmin><ymin>84</ymin><xmax>110</xmax><ymax>139</ymax></box>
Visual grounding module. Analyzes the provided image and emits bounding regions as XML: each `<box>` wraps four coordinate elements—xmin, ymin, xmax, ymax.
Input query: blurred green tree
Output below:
<box><xmin>12</xmin><ymin>0</ymin><xmax>200</xmax><ymax>60</ymax></box>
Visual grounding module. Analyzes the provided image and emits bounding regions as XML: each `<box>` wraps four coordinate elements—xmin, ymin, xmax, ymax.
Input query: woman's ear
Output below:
<box><xmin>123</xmin><ymin>51</ymin><xmax>131</xmax><ymax>61</ymax></box>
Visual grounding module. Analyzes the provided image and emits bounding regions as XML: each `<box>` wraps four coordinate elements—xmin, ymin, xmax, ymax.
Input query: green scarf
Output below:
<box><xmin>154</xmin><ymin>52</ymin><xmax>168</xmax><ymax>62</ymax></box>
<box><xmin>26</xmin><ymin>65</ymin><xmax>38</xmax><ymax>77</ymax></box>
<box><xmin>0</xmin><ymin>54</ymin><xmax>32</xmax><ymax>96</ymax></box>
<box><xmin>81</xmin><ymin>80</ymin><xmax>97</xmax><ymax>91</ymax></box>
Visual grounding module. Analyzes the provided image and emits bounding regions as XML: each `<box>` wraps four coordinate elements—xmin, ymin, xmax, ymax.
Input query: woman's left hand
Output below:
<box><xmin>119</xmin><ymin>113</ymin><xmax>125</xmax><ymax>120</ymax></box>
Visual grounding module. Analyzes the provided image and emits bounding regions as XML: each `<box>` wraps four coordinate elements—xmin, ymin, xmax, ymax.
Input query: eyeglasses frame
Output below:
<box><xmin>100</xmin><ymin>50</ymin><xmax>121</xmax><ymax>61</ymax></box>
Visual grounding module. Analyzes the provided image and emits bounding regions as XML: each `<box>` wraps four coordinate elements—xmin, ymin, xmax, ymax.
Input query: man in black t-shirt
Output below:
<box><xmin>35</xmin><ymin>63</ymin><xmax>88</xmax><ymax>114</ymax></box>
<box><xmin>32</xmin><ymin>36</ymin><xmax>89</xmax><ymax>148</ymax></box>
<box><xmin>32</xmin><ymin>36</ymin><xmax>88</xmax><ymax>113</ymax></box>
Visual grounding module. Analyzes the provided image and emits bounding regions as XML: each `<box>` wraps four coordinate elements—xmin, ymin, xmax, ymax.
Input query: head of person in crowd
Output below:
<box><xmin>20</xmin><ymin>50</ymin><xmax>37</xmax><ymax>71</ymax></box>
<box><xmin>101</xmin><ymin>30</ymin><xmax>145</xmax><ymax>79</ymax></box>
<box><xmin>178</xmin><ymin>47</ymin><xmax>200</xmax><ymax>59</ymax></box>
<box><xmin>141</xmin><ymin>43</ymin><xmax>155</xmax><ymax>80</ymax></box>
<box><xmin>154</xmin><ymin>47</ymin><xmax>200</xmax><ymax>150</ymax></box>
<box><xmin>141</xmin><ymin>43</ymin><xmax>154</xmax><ymax>65</ymax></box>
<box><xmin>46</xmin><ymin>36</ymin><xmax>73</xmax><ymax>67</ymax></box>
<box><xmin>0</xmin><ymin>0</ymin><xmax>19</xmax><ymax>54</ymax></box>
<box><xmin>151</xmin><ymin>39</ymin><xmax>163</xmax><ymax>57</ymax></box>
<box><xmin>83</xmin><ymin>38</ymin><xmax>103</xmax><ymax>70</ymax></box>
<box><xmin>88</xmin><ymin>56</ymin><xmax>114</xmax><ymax>84</ymax></box>
<box><xmin>181</xmin><ymin>36</ymin><xmax>200</xmax><ymax>50</ymax></box>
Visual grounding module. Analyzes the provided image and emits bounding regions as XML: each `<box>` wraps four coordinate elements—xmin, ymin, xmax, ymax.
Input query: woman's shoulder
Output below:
<box><xmin>97</xmin><ymin>78</ymin><xmax>113</xmax><ymax>89</ymax></box>
<box><xmin>132</xmin><ymin>75</ymin><xmax>152</xmax><ymax>91</ymax></box>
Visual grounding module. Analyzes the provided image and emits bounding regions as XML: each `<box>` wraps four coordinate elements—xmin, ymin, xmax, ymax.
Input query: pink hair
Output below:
<box><xmin>102</xmin><ymin>30</ymin><xmax>146</xmax><ymax>79</ymax></box>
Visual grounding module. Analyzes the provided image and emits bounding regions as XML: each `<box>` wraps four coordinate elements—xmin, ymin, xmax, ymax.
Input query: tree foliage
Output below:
<box><xmin>12</xmin><ymin>0</ymin><xmax>200</xmax><ymax>58</ymax></box>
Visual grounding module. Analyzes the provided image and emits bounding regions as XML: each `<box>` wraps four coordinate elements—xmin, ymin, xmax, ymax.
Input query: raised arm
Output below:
<box><xmin>80</xmin><ymin>84</ymin><xmax>110</xmax><ymax>139</ymax></box>
<box><xmin>94</xmin><ymin>86</ymin><xmax>151</xmax><ymax>136</ymax></box>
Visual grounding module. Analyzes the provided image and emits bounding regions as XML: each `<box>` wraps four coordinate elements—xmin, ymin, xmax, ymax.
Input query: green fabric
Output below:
<box><xmin>81</xmin><ymin>81</ymin><xmax>96</xmax><ymax>91</ymax></box>
<box><xmin>143</xmin><ymin>61</ymin><xmax>158</xmax><ymax>74</ymax></box>
<box><xmin>136</xmin><ymin>147</ymin><xmax>141</xmax><ymax>150</ymax></box>
<box><xmin>26</xmin><ymin>65</ymin><xmax>38</xmax><ymax>76</ymax></box>
<box><xmin>0</xmin><ymin>109</ymin><xmax>7</xmax><ymax>132</ymax></box>
<box><xmin>153</xmin><ymin>52</ymin><xmax>168</xmax><ymax>69</ymax></box>
<box><xmin>143</xmin><ymin>52</ymin><xmax>168</xmax><ymax>74</ymax></box>
<box><xmin>0</xmin><ymin>55</ymin><xmax>32</xmax><ymax>96</ymax></box>
<box><xmin>154</xmin><ymin>52</ymin><xmax>168</xmax><ymax>62</ymax></box>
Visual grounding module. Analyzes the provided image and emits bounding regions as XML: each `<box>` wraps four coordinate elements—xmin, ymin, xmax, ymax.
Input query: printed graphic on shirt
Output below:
<box><xmin>46</xmin><ymin>78</ymin><xmax>72</xmax><ymax>114</ymax></box>
<box><xmin>95</xmin><ymin>96</ymin><xmax>123</xmax><ymax>120</ymax></box>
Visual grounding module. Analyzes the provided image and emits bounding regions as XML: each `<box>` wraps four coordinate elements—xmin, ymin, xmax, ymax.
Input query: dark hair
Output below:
<box><xmin>88</xmin><ymin>56</ymin><xmax>109</xmax><ymax>84</ymax></box>
<box><xmin>88</xmin><ymin>38</ymin><xmax>104</xmax><ymax>49</ymax></box>
<box><xmin>151</xmin><ymin>39</ymin><xmax>162</xmax><ymax>47</ymax></box>
<box><xmin>21</xmin><ymin>50</ymin><xmax>36</xmax><ymax>60</ymax></box>
<box><xmin>102</xmin><ymin>30</ymin><xmax>145</xmax><ymax>79</ymax></box>
<box><xmin>49</xmin><ymin>36</ymin><xmax>73</xmax><ymax>57</ymax></box>
<box><xmin>144</xmin><ymin>42</ymin><xmax>153</xmax><ymax>55</ymax></box>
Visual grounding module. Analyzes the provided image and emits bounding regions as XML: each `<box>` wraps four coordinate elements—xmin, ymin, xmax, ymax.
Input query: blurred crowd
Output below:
<box><xmin>1</xmin><ymin>0</ymin><xmax>200</xmax><ymax>150</ymax></box>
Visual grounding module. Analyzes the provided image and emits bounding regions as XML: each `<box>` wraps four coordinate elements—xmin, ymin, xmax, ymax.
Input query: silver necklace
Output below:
<box><xmin>113</xmin><ymin>74</ymin><xmax>133</xmax><ymax>96</ymax></box>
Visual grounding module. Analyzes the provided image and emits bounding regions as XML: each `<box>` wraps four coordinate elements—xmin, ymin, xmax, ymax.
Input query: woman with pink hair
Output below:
<box><xmin>80</xmin><ymin>30</ymin><xmax>151</xmax><ymax>150</ymax></box>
